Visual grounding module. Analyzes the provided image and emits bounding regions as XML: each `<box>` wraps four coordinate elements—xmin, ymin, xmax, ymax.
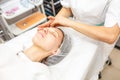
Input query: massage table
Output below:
<box><xmin>0</xmin><ymin>27</ymin><xmax>114</xmax><ymax>80</ymax></box>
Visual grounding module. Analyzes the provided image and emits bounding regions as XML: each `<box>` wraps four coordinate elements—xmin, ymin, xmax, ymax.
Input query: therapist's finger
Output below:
<box><xmin>38</xmin><ymin>21</ymin><xmax>50</xmax><ymax>28</ymax></box>
<box><xmin>50</xmin><ymin>21</ymin><xmax>60</xmax><ymax>27</ymax></box>
<box><xmin>48</xmin><ymin>16</ymin><xmax>55</xmax><ymax>27</ymax></box>
<box><xmin>48</xmin><ymin>16</ymin><xmax>55</xmax><ymax>20</ymax></box>
<box><xmin>37</xmin><ymin>16</ymin><xmax>54</xmax><ymax>28</ymax></box>
<box><xmin>37</xmin><ymin>16</ymin><xmax>55</xmax><ymax>28</ymax></box>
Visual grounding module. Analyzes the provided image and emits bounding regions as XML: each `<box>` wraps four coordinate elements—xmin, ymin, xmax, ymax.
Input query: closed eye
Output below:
<box><xmin>49</xmin><ymin>31</ymin><xmax>58</xmax><ymax>38</ymax></box>
<box><xmin>48</xmin><ymin>28</ymin><xmax>59</xmax><ymax>38</ymax></box>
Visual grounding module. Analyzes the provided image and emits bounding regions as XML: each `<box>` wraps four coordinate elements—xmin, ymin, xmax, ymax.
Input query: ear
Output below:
<box><xmin>51</xmin><ymin>48</ymin><xmax>61</xmax><ymax>55</ymax></box>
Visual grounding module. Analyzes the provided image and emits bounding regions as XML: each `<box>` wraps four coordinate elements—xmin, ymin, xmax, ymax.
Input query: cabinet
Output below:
<box><xmin>0</xmin><ymin>24</ymin><xmax>10</xmax><ymax>42</ymax></box>
<box><xmin>115</xmin><ymin>37</ymin><xmax>120</xmax><ymax>49</ymax></box>
<box><xmin>0</xmin><ymin>0</ymin><xmax>47</xmax><ymax>39</ymax></box>
<box><xmin>43</xmin><ymin>0</ymin><xmax>62</xmax><ymax>16</ymax></box>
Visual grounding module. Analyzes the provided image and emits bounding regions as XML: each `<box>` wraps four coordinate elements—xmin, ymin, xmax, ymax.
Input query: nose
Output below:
<box><xmin>43</xmin><ymin>28</ymin><xmax>48</xmax><ymax>34</ymax></box>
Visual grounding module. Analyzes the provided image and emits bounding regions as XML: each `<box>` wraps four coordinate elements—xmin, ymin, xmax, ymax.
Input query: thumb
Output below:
<box><xmin>50</xmin><ymin>21</ymin><xmax>56</xmax><ymax>27</ymax></box>
<box><xmin>48</xmin><ymin>16</ymin><xmax>55</xmax><ymax>20</ymax></box>
<box><xmin>38</xmin><ymin>21</ymin><xmax>50</xmax><ymax>28</ymax></box>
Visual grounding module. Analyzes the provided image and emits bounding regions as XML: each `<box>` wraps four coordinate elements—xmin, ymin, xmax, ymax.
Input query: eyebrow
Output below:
<box><xmin>48</xmin><ymin>28</ymin><xmax>59</xmax><ymax>38</ymax></box>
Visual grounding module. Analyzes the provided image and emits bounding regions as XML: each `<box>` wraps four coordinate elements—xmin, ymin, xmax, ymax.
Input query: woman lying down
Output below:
<box><xmin>0</xmin><ymin>27</ymin><xmax>72</xmax><ymax>80</ymax></box>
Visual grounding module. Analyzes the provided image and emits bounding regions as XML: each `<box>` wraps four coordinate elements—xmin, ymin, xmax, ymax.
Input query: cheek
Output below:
<box><xmin>32</xmin><ymin>36</ymin><xmax>40</xmax><ymax>45</ymax></box>
<box><xmin>32</xmin><ymin>34</ymin><xmax>43</xmax><ymax>46</ymax></box>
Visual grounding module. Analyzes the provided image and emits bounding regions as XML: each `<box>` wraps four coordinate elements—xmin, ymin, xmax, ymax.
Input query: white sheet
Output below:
<box><xmin>0</xmin><ymin>27</ymin><xmax>99</xmax><ymax>80</ymax></box>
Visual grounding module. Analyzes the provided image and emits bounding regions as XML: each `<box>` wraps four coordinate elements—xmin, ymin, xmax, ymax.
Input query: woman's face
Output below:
<box><xmin>32</xmin><ymin>27</ymin><xmax>64</xmax><ymax>51</ymax></box>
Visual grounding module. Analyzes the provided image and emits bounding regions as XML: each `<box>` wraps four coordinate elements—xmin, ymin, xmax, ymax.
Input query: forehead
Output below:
<box><xmin>48</xmin><ymin>27</ymin><xmax>63</xmax><ymax>36</ymax></box>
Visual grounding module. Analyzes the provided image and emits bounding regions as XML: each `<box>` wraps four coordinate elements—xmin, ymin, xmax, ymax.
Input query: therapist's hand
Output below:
<box><xmin>49</xmin><ymin>16</ymin><xmax>71</xmax><ymax>27</ymax></box>
<box><xmin>37</xmin><ymin>16</ymin><xmax>55</xmax><ymax>28</ymax></box>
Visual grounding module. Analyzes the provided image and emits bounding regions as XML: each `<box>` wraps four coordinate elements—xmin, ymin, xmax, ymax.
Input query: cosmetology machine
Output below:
<box><xmin>0</xmin><ymin>0</ymin><xmax>46</xmax><ymax>42</ymax></box>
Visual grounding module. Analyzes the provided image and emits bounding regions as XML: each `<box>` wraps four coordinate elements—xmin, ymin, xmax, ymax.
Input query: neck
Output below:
<box><xmin>24</xmin><ymin>45</ymin><xmax>52</xmax><ymax>62</ymax></box>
